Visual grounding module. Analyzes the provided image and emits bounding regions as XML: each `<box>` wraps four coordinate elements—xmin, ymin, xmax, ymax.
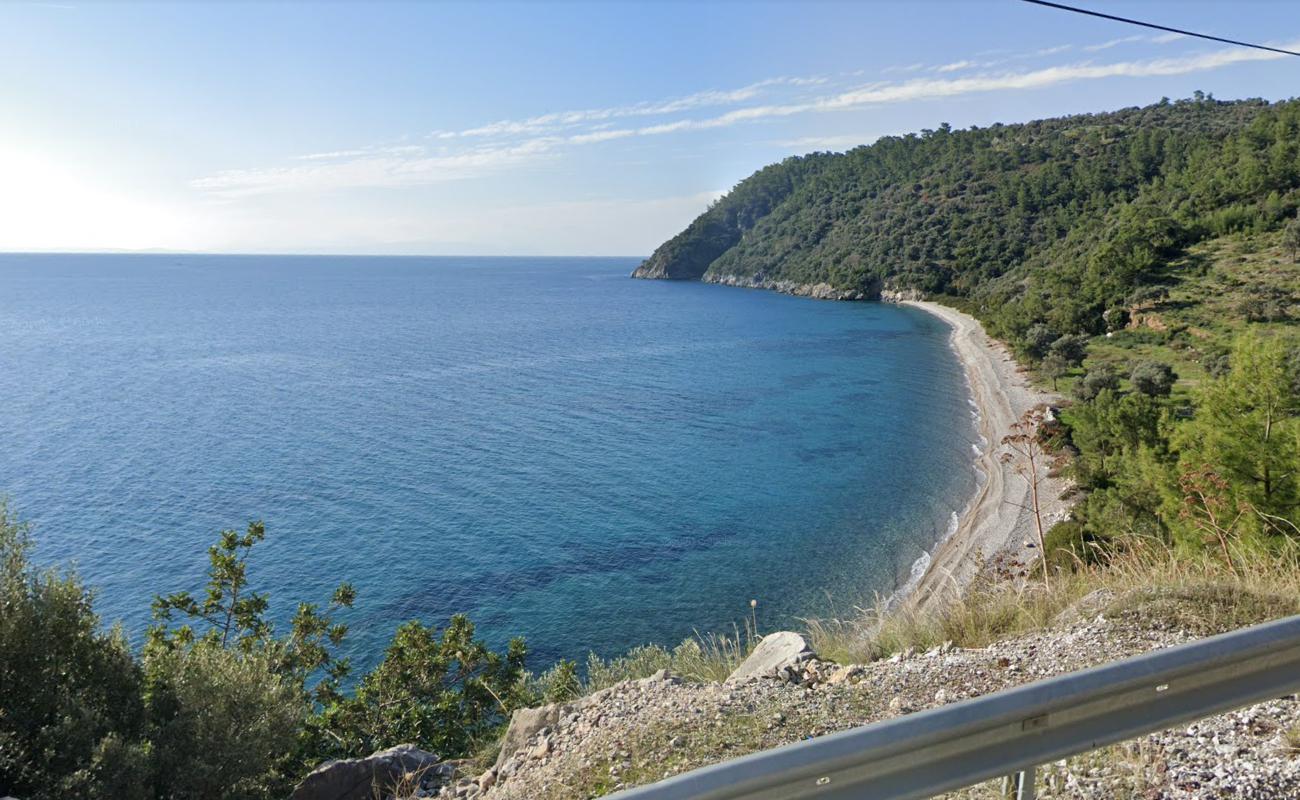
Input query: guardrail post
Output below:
<box><xmin>1002</xmin><ymin>765</ymin><xmax>1035</xmax><ymax>800</ymax></box>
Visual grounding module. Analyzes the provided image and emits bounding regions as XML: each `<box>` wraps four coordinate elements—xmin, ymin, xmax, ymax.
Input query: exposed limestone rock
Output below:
<box><xmin>702</xmin><ymin>273</ymin><xmax>878</xmax><ymax>301</ymax></box>
<box><xmin>291</xmin><ymin>744</ymin><xmax>440</xmax><ymax>800</ymax></box>
<box><xmin>630</xmin><ymin>260</ymin><xmax>674</xmax><ymax>280</ymax></box>
<box><xmin>880</xmin><ymin>286</ymin><xmax>926</xmax><ymax>303</ymax></box>
<box><xmin>493</xmin><ymin>702</ymin><xmax>570</xmax><ymax>771</ymax></box>
<box><xmin>726</xmin><ymin>631</ymin><xmax>815</xmax><ymax>683</ymax></box>
<box><xmin>1127</xmin><ymin>309</ymin><xmax>1168</xmax><ymax>331</ymax></box>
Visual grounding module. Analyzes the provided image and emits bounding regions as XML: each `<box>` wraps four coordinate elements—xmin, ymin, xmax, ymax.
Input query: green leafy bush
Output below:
<box><xmin>529</xmin><ymin>658</ymin><xmax>582</xmax><ymax>703</ymax></box>
<box><xmin>143</xmin><ymin>644</ymin><xmax>306</xmax><ymax>800</ymax></box>
<box><xmin>0</xmin><ymin>500</ymin><xmax>149</xmax><ymax>800</ymax></box>
<box><xmin>319</xmin><ymin>616</ymin><xmax>528</xmax><ymax>760</ymax></box>
<box><xmin>1042</xmin><ymin>519</ymin><xmax>1111</xmax><ymax>573</ymax></box>
<box><xmin>1074</xmin><ymin>364</ymin><xmax>1122</xmax><ymax>401</ymax></box>
<box><xmin>1049</xmin><ymin>334</ymin><xmax>1090</xmax><ymax>367</ymax></box>
<box><xmin>1130</xmin><ymin>361</ymin><xmax>1178</xmax><ymax>397</ymax></box>
<box><xmin>1</xmin><ymin>510</ymin><xmax>534</xmax><ymax>799</ymax></box>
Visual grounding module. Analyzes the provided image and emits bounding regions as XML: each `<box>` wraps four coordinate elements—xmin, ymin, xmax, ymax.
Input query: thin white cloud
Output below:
<box><xmin>568</xmin><ymin>129</ymin><xmax>636</xmax><ymax>144</ymax></box>
<box><xmin>193</xmin><ymin>138</ymin><xmax>561</xmax><ymax>197</ymax></box>
<box><xmin>294</xmin><ymin>144</ymin><xmax>424</xmax><ymax>161</ymax></box>
<box><xmin>431</xmin><ymin>76</ymin><xmax>828</xmax><ymax>140</ymax></box>
<box><xmin>609</xmin><ymin>41</ymin><xmax>1300</xmax><ymax>137</ymax></box>
<box><xmin>883</xmin><ymin>62</ymin><xmax>926</xmax><ymax>74</ymax></box>
<box><xmin>1084</xmin><ymin>35</ymin><xmax>1146</xmax><ymax>52</ymax></box>
<box><xmin>934</xmin><ymin>60</ymin><xmax>978</xmax><ymax>73</ymax></box>
<box><xmin>1084</xmin><ymin>32</ymin><xmax>1194</xmax><ymax>52</ymax></box>
<box><xmin>192</xmin><ymin>39</ymin><xmax>1300</xmax><ymax>197</ymax></box>
<box><xmin>774</xmin><ymin>134</ymin><xmax>877</xmax><ymax>151</ymax></box>
<box><xmin>1034</xmin><ymin>44</ymin><xmax>1073</xmax><ymax>57</ymax></box>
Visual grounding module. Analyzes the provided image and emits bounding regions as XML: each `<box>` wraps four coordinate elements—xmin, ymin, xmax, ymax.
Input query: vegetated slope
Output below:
<box><xmin>634</xmin><ymin>152</ymin><xmax>837</xmax><ymax>280</ymax></box>
<box><xmin>634</xmin><ymin>95</ymin><xmax>1300</xmax><ymax>352</ymax></box>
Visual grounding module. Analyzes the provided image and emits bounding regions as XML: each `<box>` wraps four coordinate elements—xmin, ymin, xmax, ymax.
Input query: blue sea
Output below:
<box><xmin>0</xmin><ymin>254</ymin><xmax>977</xmax><ymax>671</ymax></box>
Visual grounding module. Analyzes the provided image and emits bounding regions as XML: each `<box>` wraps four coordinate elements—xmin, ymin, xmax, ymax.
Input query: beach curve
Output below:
<box><xmin>901</xmin><ymin>300</ymin><xmax>1073</xmax><ymax>613</ymax></box>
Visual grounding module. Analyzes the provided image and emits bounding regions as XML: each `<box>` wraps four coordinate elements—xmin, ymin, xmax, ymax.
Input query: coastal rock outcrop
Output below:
<box><xmin>493</xmin><ymin>702</ymin><xmax>571</xmax><ymax>772</ymax></box>
<box><xmin>291</xmin><ymin>744</ymin><xmax>442</xmax><ymax>800</ymax></box>
<box><xmin>880</xmin><ymin>286</ymin><xmax>926</xmax><ymax>303</ymax></box>
<box><xmin>725</xmin><ymin>631</ymin><xmax>815</xmax><ymax>683</ymax></box>
<box><xmin>702</xmin><ymin>273</ymin><xmax>878</xmax><ymax>301</ymax></box>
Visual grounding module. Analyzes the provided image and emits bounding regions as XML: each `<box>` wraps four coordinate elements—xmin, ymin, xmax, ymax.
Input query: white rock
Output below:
<box><xmin>726</xmin><ymin>631</ymin><xmax>814</xmax><ymax>683</ymax></box>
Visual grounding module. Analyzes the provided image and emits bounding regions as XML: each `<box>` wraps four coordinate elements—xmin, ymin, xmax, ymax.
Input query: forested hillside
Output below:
<box><xmin>638</xmin><ymin>93</ymin><xmax>1300</xmax><ymax>583</ymax></box>
<box><xmin>634</xmin><ymin>95</ymin><xmax>1300</xmax><ymax>348</ymax></box>
<box><xmin>634</xmin><ymin>152</ymin><xmax>838</xmax><ymax>280</ymax></box>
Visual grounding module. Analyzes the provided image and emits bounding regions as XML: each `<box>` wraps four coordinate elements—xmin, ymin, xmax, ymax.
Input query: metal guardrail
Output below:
<box><xmin>610</xmin><ymin>615</ymin><xmax>1300</xmax><ymax>800</ymax></box>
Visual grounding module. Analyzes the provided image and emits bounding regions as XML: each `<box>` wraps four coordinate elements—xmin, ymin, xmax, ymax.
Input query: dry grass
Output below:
<box><xmin>584</xmin><ymin>625</ymin><xmax>757</xmax><ymax>691</ymax></box>
<box><xmin>377</xmin><ymin>762</ymin><xmax>437</xmax><ymax>800</ymax></box>
<box><xmin>523</xmin><ymin>618</ymin><xmax>760</xmax><ymax>707</ymax></box>
<box><xmin>805</xmin><ymin>537</ymin><xmax>1300</xmax><ymax>665</ymax></box>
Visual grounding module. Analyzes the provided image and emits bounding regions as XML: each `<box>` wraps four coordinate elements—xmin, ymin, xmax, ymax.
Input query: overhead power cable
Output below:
<box><xmin>1021</xmin><ymin>0</ymin><xmax>1300</xmax><ymax>57</ymax></box>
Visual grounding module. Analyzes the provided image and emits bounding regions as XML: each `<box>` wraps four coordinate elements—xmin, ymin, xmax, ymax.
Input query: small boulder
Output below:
<box><xmin>291</xmin><ymin>744</ymin><xmax>440</xmax><ymax>800</ymax></box>
<box><xmin>493</xmin><ymin>702</ymin><xmax>569</xmax><ymax>771</ymax></box>
<box><xmin>648</xmin><ymin>668</ymin><xmax>681</xmax><ymax>684</ymax></box>
<box><xmin>824</xmin><ymin>664</ymin><xmax>863</xmax><ymax>685</ymax></box>
<box><xmin>726</xmin><ymin>631</ymin><xmax>815</xmax><ymax>683</ymax></box>
<box><xmin>529</xmin><ymin>736</ymin><xmax>552</xmax><ymax>760</ymax></box>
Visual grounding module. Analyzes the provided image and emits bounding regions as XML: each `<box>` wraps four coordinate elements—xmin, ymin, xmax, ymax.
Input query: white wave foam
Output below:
<box><xmin>884</xmin><ymin>307</ymin><xmax>985</xmax><ymax>612</ymax></box>
<box><xmin>887</xmin><ymin>510</ymin><xmax>961</xmax><ymax>611</ymax></box>
<box><xmin>906</xmin><ymin>550</ymin><xmax>931</xmax><ymax>587</ymax></box>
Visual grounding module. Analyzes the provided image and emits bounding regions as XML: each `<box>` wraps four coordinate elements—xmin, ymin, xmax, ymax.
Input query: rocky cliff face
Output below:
<box><xmin>702</xmin><ymin>273</ymin><xmax>879</xmax><ymax>301</ymax></box>
<box><xmin>880</xmin><ymin>286</ymin><xmax>926</xmax><ymax>303</ymax></box>
<box><xmin>629</xmin><ymin>252</ymin><xmax>696</xmax><ymax>281</ymax></box>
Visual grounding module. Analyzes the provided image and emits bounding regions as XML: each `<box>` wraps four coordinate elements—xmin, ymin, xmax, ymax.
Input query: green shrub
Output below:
<box><xmin>1049</xmin><ymin>333</ymin><xmax>1089</xmax><ymax>366</ymax></box>
<box><xmin>584</xmin><ymin>643</ymin><xmax>676</xmax><ymax>690</ymax></box>
<box><xmin>144</xmin><ymin>644</ymin><xmax>306</xmax><ymax>800</ymax></box>
<box><xmin>0</xmin><ymin>500</ymin><xmax>149</xmax><ymax>800</ymax></box>
<box><xmin>1130</xmin><ymin>361</ymin><xmax>1178</xmax><ymax>397</ymax></box>
<box><xmin>1024</xmin><ymin>324</ymin><xmax>1059</xmax><ymax>360</ymax></box>
<box><xmin>582</xmin><ymin>630</ymin><xmax>754</xmax><ymax>692</ymax></box>
<box><xmin>319</xmin><ymin>615</ymin><xmax>528</xmax><ymax>761</ymax></box>
<box><xmin>1042</xmin><ymin>519</ymin><xmax>1111</xmax><ymax>573</ymax></box>
<box><xmin>529</xmin><ymin>658</ymin><xmax>583</xmax><ymax>703</ymax></box>
<box><xmin>1074</xmin><ymin>364</ymin><xmax>1122</xmax><ymax>401</ymax></box>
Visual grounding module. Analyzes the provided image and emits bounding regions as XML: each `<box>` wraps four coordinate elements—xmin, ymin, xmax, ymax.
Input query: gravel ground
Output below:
<box><xmin>431</xmin><ymin>610</ymin><xmax>1298</xmax><ymax>800</ymax></box>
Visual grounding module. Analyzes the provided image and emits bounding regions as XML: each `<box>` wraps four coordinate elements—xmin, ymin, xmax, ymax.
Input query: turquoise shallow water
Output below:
<box><xmin>0</xmin><ymin>254</ymin><xmax>977</xmax><ymax>670</ymax></box>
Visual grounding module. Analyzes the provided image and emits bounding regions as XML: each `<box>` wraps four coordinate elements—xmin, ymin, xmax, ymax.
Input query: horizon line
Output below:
<box><xmin>0</xmin><ymin>250</ymin><xmax>650</xmax><ymax>260</ymax></box>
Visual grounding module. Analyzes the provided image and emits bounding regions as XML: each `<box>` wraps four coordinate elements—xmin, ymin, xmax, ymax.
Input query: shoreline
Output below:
<box><xmin>900</xmin><ymin>300</ymin><xmax>1073</xmax><ymax>613</ymax></box>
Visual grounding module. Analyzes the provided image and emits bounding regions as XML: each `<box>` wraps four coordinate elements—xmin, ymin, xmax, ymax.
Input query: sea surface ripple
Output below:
<box><xmin>0</xmin><ymin>254</ymin><xmax>977</xmax><ymax>670</ymax></box>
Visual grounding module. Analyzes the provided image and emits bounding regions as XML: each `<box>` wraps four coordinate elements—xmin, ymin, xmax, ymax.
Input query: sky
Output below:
<box><xmin>2</xmin><ymin>1</ymin><xmax>1299</xmax><ymax>256</ymax></box>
